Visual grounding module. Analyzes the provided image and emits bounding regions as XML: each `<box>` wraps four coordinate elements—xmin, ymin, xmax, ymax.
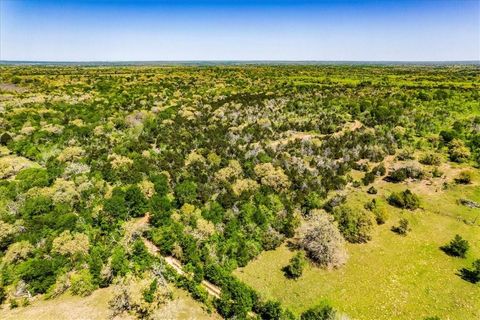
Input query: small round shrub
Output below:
<box><xmin>392</xmin><ymin>218</ymin><xmax>410</xmax><ymax>236</ymax></box>
<box><xmin>388</xmin><ymin>189</ymin><xmax>420</xmax><ymax>210</ymax></box>
<box><xmin>420</xmin><ymin>153</ymin><xmax>441</xmax><ymax>166</ymax></box>
<box><xmin>283</xmin><ymin>251</ymin><xmax>306</xmax><ymax>279</ymax></box>
<box><xmin>455</xmin><ymin>171</ymin><xmax>473</xmax><ymax>184</ymax></box>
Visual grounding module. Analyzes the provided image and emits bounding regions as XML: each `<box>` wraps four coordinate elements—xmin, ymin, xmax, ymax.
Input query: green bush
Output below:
<box><xmin>283</xmin><ymin>251</ymin><xmax>306</xmax><ymax>279</ymax></box>
<box><xmin>448</xmin><ymin>139</ymin><xmax>470</xmax><ymax>163</ymax></box>
<box><xmin>373</xmin><ymin>207</ymin><xmax>388</xmax><ymax>225</ymax></box>
<box><xmin>301</xmin><ymin>303</ymin><xmax>336</xmax><ymax>320</ymax></box>
<box><xmin>387</xmin><ymin>166</ymin><xmax>424</xmax><ymax>182</ymax></box>
<box><xmin>367</xmin><ymin>186</ymin><xmax>377</xmax><ymax>194</ymax></box>
<box><xmin>388</xmin><ymin>189</ymin><xmax>420</xmax><ymax>210</ymax></box>
<box><xmin>9</xmin><ymin>298</ymin><xmax>18</xmax><ymax>309</ymax></box>
<box><xmin>362</xmin><ymin>163</ymin><xmax>386</xmax><ymax>186</ymax></box>
<box><xmin>143</xmin><ymin>279</ymin><xmax>158</xmax><ymax>303</ymax></box>
<box><xmin>103</xmin><ymin>188</ymin><xmax>127</xmax><ymax>220</ymax></box>
<box><xmin>392</xmin><ymin>218</ymin><xmax>410</xmax><ymax>236</ymax></box>
<box><xmin>70</xmin><ymin>269</ymin><xmax>96</xmax><ymax>297</ymax></box>
<box><xmin>420</xmin><ymin>153</ymin><xmax>441</xmax><ymax>166</ymax></box>
<box><xmin>455</xmin><ymin>171</ymin><xmax>473</xmax><ymax>184</ymax></box>
<box><xmin>431</xmin><ymin>167</ymin><xmax>443</xmax><ymax>178</ymax></box>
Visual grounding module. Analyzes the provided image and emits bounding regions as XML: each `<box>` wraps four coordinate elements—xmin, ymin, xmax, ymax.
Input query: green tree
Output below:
<box><xmin>88</xmin><ymin>247</ymin><xmax>104</xmax><ymax>286</ymax></box>
<box><xmin>334</xmin><ymin>206</ymin><xmax>373</xmax><ymax>243</ymax></box>
<box><xmin>441</xmin><ymin>235</ymin><xmax>469</xmax><ymax>258</ymax></box>
<box><xmin>111</xmin><ymin>246</ymin><xmax>129</xmax><ymax>277</ymax></box>
<box><xmin>175</xmin><ymin>180</ymin><xmax>198</xmax><ymax>205</ymax></box>
<box><xmin>125</xmin><ymin>185</ymin><xmax>148</xmax><ymax>217</ymax></box>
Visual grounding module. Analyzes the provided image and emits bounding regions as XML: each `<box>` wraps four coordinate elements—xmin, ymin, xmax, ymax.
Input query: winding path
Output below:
<box><xmin>139</xmin><ymin>214</ymin><xmax>221</xmax><ymax>299</ymax></box>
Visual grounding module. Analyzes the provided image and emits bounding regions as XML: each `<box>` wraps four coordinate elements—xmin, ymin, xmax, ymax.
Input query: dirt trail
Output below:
<box><xmin>140</xmin><ymin>215</ymin><xmax>221</xmax><ymax>299</ymax></box>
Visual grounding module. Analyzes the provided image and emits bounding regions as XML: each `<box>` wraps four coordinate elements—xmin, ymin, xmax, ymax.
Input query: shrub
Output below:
<box><xmin>143</xmin><ymin>279</ymin><xmax>157</xmax><ymax>303</ymax></box>
<box><xmin>392</xmin><ymin>218</ymin><xmax>410</xmax><ymax>236</ymax></box>
<box><xmin>150</xmin><ymin>173</ymin><xmax>169</xmax><ymax>196</ymax></box>
<box><xmin>333</xmin><ymin>206</ymin><xmax>373</xmax><ymax>243</ymax></box>
<box><xmin>441</xmin><ymin>235</ymin><xmax>469</xmax><ymax>258</ymax></box>
<box><xmin>372</xmin><ymin>163</ymin><xmax>386</xmax><ymax>176</ymax></box>
<box><xmin>9</xmin><ymin>299</ymin><xmax>18</xmax><ymax>309</ymax></box>
<box><xmin>109</xmin><ymin>284</ymin><xmax>132</xmax><ymax>317</ymax></box>
<box><xmin>301</xmin><ymin>303</ymin><xmax>336</xmax><ymax>320</ymax></box>
<box><xmin>459</xmin><ymin>259</ymin><xmax>480</xmax><ymax>284</ymax></box>
<box><xmin>448</xmin><ymin>139</ymin><xmax>470</xmax><ymax>163</ymax></box>
<box><xmin>150</xmin><ymin>195</ymin><xmax>173</xmax><ymax>226</ymax></box>
<box><xmin>431</xmin><ymin>167</ymin><xmax>443</xmax><ymax>178</ymax></box>
<box><xmin>420</xmin><ymin>153</ymin><xmax>441</xmax><ymax>166</ymax></box>
<box><xmin>362</xmin><ymin>163</ymin><xmax>385</xmax><ymax>186</ymax></box>
<box><xmin>455</xmin><ymin>171</ymin><xmax>473</xmax><ymax>184</ymax></box>
<box><xmin>362</xmin><ymin>171</ymin><xmax>376</xmax><ymax>186</ymax></box>
<box><xmin>388</xmin><ymin>189</ymin><xmax>420</xmax><ymax>210</ymax></box>
<box><xmin>103</xmin><ymin>189</ymin><xmax>128</xmax><ymax>220</ymax></box>
<box><xmin>299</xmin><ymin>211</ymin><xmax>348</xmax><ymax>268</ymax></box>
<box><xmin>364</xmin><ymin>199</ymin><xmax>377</xmax><ymax>211</ymax></box>
<box><xmin>396</xmin><ymin>149</ymin><xmax>415</xmax><ymax>161</ymax></box>
<box><xmin>257</xmin><ymin>300</ymin><xmax>284</xmax><ymax>320</ymax></box>
<box><xmin>0</xmin><ymin>286</ymin><xmax>6</xmax><ymax>305</ymax></box>
<box><xmin>70</xmin><ymin>269</ymin><xmax>96</xmax><ymax>297</ymax></box>
<box><xmin>322</xmin><ymin>194</ymin><xmax>346</xmax><ymax>212</ymax></box>
<box><xmin>364</xmin><ymin>199</ymin><xmax>388</xmax><ymax>224</ymax></box>
<box><xmin>367</xmin><ymin>186</ymin><xmax>377</xmax><ymax>194</ymax></box>
<box><xmin>88</xmin><ymin>247</ymin><xmax>103</xmax><ymax>286</ymax></box>
<box><xmin>283</xmin><ymin>251</ymin><xmax>306</xmax><ymax>279</ymax></box>
<box><xmin>387</xmin><ymin>166</ymin><xmax>423</xmax><ymax>182</ymax></box>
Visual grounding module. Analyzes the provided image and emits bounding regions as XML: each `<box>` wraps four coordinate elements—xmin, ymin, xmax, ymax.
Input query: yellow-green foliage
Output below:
<box><xmin>254</xmin><ymin>163</ymin><xmax>291</xmax><ymax>192</ymax></box>
<box><xmin>52</xmin><ymin>231</ymin><xmax>90</xmax><ymax>256</ymax></box>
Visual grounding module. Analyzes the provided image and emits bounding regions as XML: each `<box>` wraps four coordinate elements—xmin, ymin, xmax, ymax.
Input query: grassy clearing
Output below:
<box><xmin>235</xmin><ymin>166</ymin><xmax>480</xmax><ymax>319</ymax></box>
<box><xmin>0</xmin><ymin>286</ymin><xmax>219</xmax><ymax>320</ymax></box>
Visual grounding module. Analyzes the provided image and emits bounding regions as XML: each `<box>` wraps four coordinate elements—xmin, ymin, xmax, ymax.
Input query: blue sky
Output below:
<box><xmin>0</xmin><ymin>0</ymin><xmax>479</xmax><ymax>61</ymax></box>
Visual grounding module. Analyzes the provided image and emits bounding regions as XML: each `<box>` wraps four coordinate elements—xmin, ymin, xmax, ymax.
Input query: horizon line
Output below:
<box><xmin>1</xmin><ymin>59</ymin><xmax>479</xmax><ymax>65</ymax></box>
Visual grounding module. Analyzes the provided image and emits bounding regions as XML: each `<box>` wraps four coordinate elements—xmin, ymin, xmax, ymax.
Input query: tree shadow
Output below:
<box><xmin>439</xmin><ymin>245</ymin><xmax>458</xmax><ymax>257</ymax></box>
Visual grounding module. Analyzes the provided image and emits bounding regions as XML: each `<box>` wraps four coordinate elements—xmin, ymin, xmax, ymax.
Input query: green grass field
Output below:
<box><xmin>235</xmin><ymin>164</ymin><xmax>480</xmax><ymax>320</ymax></box>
